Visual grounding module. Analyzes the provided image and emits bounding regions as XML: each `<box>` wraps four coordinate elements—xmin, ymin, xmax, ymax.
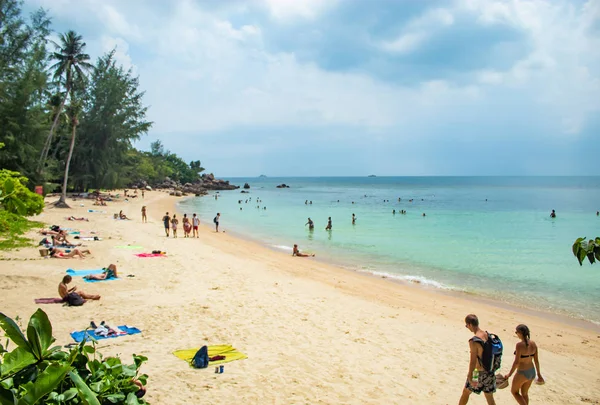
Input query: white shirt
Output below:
<box><xmin>192</xmin><ymin>217</ymin><xmax>200</xmax><ymax>226</ymax></box>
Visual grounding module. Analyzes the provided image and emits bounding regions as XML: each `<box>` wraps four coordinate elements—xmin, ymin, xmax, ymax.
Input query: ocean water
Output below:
<box><xmin>177</xmin><ymin>177</ymin><xmax>600</xmax><ymax>324</ymax></box>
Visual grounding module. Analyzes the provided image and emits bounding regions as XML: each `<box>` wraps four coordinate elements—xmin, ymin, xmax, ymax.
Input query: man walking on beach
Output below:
<box><xmin>192</xmin><ymin>213</ymin><xmax>200</xmax><ymax>238</ymax></box>
<box><xmin>214</xmin><ymin>213</ymin><xmax>220</xmax><ymax>232</ymax></box>
<box><xmin>162</xmin><ymin>212</ymin><xmax>171</xmax><ymax>237</ymax></box>
<box><xmin>459</xmin><ymin>314</ymin><xmax>496</xmax><ymax>405</ymax></box>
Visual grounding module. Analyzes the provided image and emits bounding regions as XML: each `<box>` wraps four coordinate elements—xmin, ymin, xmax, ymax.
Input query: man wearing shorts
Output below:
<box><xmin>192</xmin><ymin>213</ymin><xmax>200</xmax><ymax>238</ymax></box>
<box><xmin>459</xmin><ymin>314</ymin><xmax>496</xmax><ymax>405</ymax></box>
<box><xmin>162</xmin><ymin>212</ymin><xmax>171</xmax><ymax>237</ymax></box>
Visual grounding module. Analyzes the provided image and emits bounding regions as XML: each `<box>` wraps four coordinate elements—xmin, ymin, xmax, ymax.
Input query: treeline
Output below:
<box><xmin>0</xmin><ymin>0</ymin><xmax>204</xmax><ymax>203</ymax></box>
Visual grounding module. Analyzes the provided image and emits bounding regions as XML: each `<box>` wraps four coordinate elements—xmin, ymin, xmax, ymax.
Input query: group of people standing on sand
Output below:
<box><xmin>460</xmin><ymin>314</ymin><xmax>544</xmax><ymax>405</ymax></box>
<box><xmin>161</xmin><ymin>212</ymin><xmax>201</xmax><ymax>238</ymax></box>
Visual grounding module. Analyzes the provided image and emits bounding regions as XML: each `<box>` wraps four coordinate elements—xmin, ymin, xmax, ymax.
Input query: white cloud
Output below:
<box><xmin>262</xmin><ymin>0</ymin><xmax>338</xmax><ymax>21</ymax></box>
<box><xmin>380</xmin><ymin>7</ymin><xmax>454</xmax><ymax>54</ymax></box>
<box><xmin>100</xmin><ymin>36</ymin><xmax>135</xmax><ymax>73</ymax></box>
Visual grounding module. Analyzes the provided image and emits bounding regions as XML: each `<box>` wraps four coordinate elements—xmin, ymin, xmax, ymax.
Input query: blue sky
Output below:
<box><xmin>24</xmin><ymin>0</ymin><xmax>600</xmax><ymax>176</ymax></box>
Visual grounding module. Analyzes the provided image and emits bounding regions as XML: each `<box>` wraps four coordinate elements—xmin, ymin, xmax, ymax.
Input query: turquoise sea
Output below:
<box><xmin>178</xmin><ymin>177</ymin><xmax>600</xmax><ymax>324</ymax></box>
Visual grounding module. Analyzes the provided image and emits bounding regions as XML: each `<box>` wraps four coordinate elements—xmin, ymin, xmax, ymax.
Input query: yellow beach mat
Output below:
<box><xmin>173</xmin><ymin>344</ymin><xmax>247</xmax><ymax>366</ymax></box>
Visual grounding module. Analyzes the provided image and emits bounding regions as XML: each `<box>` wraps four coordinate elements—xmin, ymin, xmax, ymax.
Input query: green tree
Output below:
<box><xmin>38</xmin><ymin>30</ymin><xmax>93</xmax><ymax>187</ymax></box>
<box><xmin>0</xmin><ymin>0</ymin><xmax>51</xmax><ymax>181</ymax></box>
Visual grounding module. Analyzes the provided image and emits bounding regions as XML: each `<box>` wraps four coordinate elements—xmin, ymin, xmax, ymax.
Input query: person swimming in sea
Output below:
<box><xmin>305</xmin><ymin>217</ymin><xmax>314</xmax><ymax>230</ymax></box>
<box><xmin>325</xmin><ymin>217</ymin><xmax>332</xmax><ymax>230</ymax></box>
<box><xmin>550</xmin><ymin>209</ymin><xmax>556</xmax><ymax>218</ymax></box>
<box><xmin>352</xmin><ymin>213</ymin><xmax>356</xmax><ymax>224</ymax></box>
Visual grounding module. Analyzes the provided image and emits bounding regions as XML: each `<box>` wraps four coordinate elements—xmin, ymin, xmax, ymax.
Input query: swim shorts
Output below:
<box><xmin>193</xmin><ymin>226</ymin><xmax>198</xmax><ymax>230</ymax></box>
<box><xmin>465</xmin><ymin>370</ymin><xmax>496</xmax><ymax>394</ymax></box>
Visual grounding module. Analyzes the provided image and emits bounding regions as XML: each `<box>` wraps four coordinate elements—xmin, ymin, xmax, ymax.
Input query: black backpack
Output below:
<box><xmin>191</xmin><ymin>345</ymin><xmax>209</xmax><ymax>368</ymax></box>
<box><xmin>472</xmin><ymin>332</ymin><xmax>503</xmax><ymax>373</ymax></box>
<box><xmin>66</xmin><ymin>292</ymin><xmax>84</xmax><ymax>307</ymax></box>
<box><xmin>213</xmin><ymin>216</ymin><xmax>218</xmax><ymax>223</ymax></box>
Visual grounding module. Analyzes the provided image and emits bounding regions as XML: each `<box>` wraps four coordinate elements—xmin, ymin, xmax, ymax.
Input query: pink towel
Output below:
<box><xmin>35</xmin><ymin>298</ymin><xmax>64</xmax><ymax>304</ymax></box>
<box><xmin>134</xmin><ymin>253</ymin><xmax>166</xmax><ymax>258</ymax></box>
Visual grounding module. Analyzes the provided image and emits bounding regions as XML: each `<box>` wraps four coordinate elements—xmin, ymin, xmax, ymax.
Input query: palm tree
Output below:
<box><xmin>40</xmin><ymin>31</ymin><xmax>93</xmax><ymax>206</ymax></box>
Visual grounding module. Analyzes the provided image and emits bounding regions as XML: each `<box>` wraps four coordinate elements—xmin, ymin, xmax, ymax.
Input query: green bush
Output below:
<box><xmin>0</xmin><ymin>210</ymin><xmax>43</xmax><ymax>250</ymax></box>
<box><xmin>572</xmin><ymin>237</ymin><xmax>600</xmax><ymax>265</ymax></box>
<box><xmin>0</xmin><ymin>309</ymin><xmax>150</xmax><ymax>404</ymax></box>
<box><xmin>0</xmin><ymin>170</ymin><xmax>44</xmax><ymax>216</ymax></box>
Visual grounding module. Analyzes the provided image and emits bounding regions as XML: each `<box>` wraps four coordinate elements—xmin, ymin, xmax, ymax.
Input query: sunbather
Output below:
<box><xmin>49</xmin><ymin>247</ymin><xmax>91</xmax><ymax>259</ymax></box>
<box><xmin>119</xmin><ymin>210</ymin><xmax>130</xmax><ymax>220</ymax></box>
<box><xmin>67</xmin><ymin>216</ymin><xmax>89</xmax><ymax>221</ymax></box>
<box><xmin>293</xmin><ymin>244</ymin><xmax>315</xmax><ymax>257</ymax></box>
<box><xmin>84</xmin><ymin>264</ymin><xmax>118</xmax><ymax>280</ymax></box>
<box><xmin>59</xmin><ymin>275</ymin><xmax>100</xmax><ymax>300</ymax></box>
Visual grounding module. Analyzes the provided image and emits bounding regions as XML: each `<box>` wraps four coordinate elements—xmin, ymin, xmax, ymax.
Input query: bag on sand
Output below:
<box><xmin>191</xmin><ymin>345</ymin><xmax>209</xmax><ymax>368</ymax></box>
<box><xmin>66</xmin><ymin>292</ymin><xmax>84</xmax><ymax>307</ymax></box>
<box><xmin>473</xmin><ymin>332</ymin><xmax>503</xmax><ymax>372</ymax></box>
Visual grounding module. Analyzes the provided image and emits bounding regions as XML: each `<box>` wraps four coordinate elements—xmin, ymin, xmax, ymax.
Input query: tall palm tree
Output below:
<box><xmin>41</xmin><ymin>31</ymin><xmax>93</xmax><ymax>206</ymax></box>
<box><xmin>37</xmin><ymin>31</ymin><xmax>92</xmax><ymax>182</ymax></box>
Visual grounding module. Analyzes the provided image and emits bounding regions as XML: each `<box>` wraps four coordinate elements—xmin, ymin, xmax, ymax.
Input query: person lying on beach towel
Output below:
<box><xmin>59</xmin><ymin>275</ymin><xmax>100</xmax><ymax>301</ymax></box>
<box><xmin>84</xmin><ymin>264</ymin><xmax>118</xmax><ymax>280</ymax></box>
<box><xmin>293</xmin><ymin>244</ymin><xmax>315</xmax><ymax>257</ymax></box>
<box><xmin>49</xmin><ymin>247</ymin><xmax>91</xmax><ymax>259</ymax></box>
<box><xmin>67</xmin><ymin>216</ymin><xmax>89</xmax><ymax>221</ymax></box>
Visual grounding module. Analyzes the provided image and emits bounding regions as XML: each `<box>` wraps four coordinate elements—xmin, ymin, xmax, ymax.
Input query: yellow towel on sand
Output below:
<box><xmin>173</xmin><ymin>345</ymin><xmax>247</xmax><ymax>366</ymax></box>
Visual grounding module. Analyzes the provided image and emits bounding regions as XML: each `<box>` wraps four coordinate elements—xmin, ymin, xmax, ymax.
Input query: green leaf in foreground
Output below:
<box><xmin>26</xmin><ymin>309</ymin><xmax>54</xmax><ymax>360</ymax></box>
<box><xmin>0</xmin><ymin>346</ymin><xmax>36</xmax><ymax>377</ymax></box>
<box><xmin>17</xmin><ymin>362</ymin><xmax>71</xmax><ymax>405</ymax></box>
<box><xmin>69</xmin><ymin>370</ymin><xmax>101</xmax><ymax>405</ymax></box>
<box><xmin>0</xmin><ymin>313</ymin><xmax>30</xmax><ymax>352</ymax></box>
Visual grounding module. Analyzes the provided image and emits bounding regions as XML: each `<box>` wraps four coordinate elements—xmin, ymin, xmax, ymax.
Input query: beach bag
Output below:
<box><xmin>66</xmin><ymin>292</ymin><xmax>84</xmax><ymax>307</ymax></box>
<box><xmin>473</xmin><ymin>332</ymin><xmax>503</xmax><ymax>372</ymax></box>
<box><xmin>191</xmin><ymin>345</ymin><xmax>209</xmax><ymax>368</ymax></box>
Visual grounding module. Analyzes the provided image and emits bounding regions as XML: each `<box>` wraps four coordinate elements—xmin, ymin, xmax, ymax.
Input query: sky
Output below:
<box><xmin>23</xmin><ymin>0</ymin><xmax>600</xmax><ymax>176</ymax></box>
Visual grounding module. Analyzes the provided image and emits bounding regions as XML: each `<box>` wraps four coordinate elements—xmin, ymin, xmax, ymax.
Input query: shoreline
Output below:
<box><xmin>1</xmin><ymin>190</ymin><xmax>599</xmax><ymax>404</ymax></box>
<box><xmin>177</xmin><ymin>195</ymin><xmax>600</xmax><ymax>333</ymax></box>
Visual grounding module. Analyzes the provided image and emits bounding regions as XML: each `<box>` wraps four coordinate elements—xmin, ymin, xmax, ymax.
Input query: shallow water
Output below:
<box><xmin>178</xmin><ymin>177</ymin><xmax>600</xmax><ymax>324</ymax></box>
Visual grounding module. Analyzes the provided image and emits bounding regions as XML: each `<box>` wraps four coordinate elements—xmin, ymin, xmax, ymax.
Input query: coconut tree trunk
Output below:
<box><xmin>38</xmin><ymin>82</ymin><xmax>71</xmax><ymax>174</ymax></box>
<box><xmin>57</xmin><ymin>117</ymin><xmax>78</xmax><ymax>207</ymax></box>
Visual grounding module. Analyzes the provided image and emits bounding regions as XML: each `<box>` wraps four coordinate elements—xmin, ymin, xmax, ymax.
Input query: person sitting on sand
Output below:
<box><xmin>84</xmin><ymin>264</ymin><xmax>118</xmax><ymax>281</ymax></box>
<box><xmin>59</xmin><ymin>275</ymin><xmax>100</xmax><ymax>301</ymax></box>
<box><xmin>67</xmin><ymin>216</ymin><xmax>89</xmax><ymax>221</ymax></box>
<box><xmin>293</xmin><ymin>244</ymin><xmax>315</xmax><ymax>257</ymax></box>
<box><xmin>119</xmin><ymin>210</ymin><xmax>130</xmax><ymax>220</ymax></box>
<box><xmin>49</xmin><ymin>247</ymin><xmax>91</xmax><ymax>259</ymax></box>
<box><xmin>504</xmin><ymin>324</ymin><xmax>544</xmax><ymax>404</ymax></box>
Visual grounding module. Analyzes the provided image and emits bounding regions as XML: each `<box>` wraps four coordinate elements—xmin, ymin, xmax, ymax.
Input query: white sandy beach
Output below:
<box><xmin>1</xmin><ymin>191</ymin><xmax>599</xmax><ymax>405</ymax></box>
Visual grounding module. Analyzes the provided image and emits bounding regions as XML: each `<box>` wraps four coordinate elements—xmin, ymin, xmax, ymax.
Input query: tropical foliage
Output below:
<box><xmin>0</xmin><ymin>309</ymin><xmax>149</xmax><ymax>404</ymax></box>
<box><xmin>572</xmin><ymin>237</ymin><xmax>600</xmax><ymax>266</ymax></box>
<box><xmin>0</xmin><ymin>170</ymin><xmax>43</xmax><ymax>216</ymax></box>
<box><xmin>0</xmin><ymin>0</ymin><xmax>205</xmax><ymax>200</ymax></box>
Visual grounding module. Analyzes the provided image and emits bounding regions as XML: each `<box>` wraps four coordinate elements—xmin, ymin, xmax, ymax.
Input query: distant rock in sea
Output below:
<box><xmin>259</xmin><ymin>174</ymin><xmax>267</xmax><ymax>178</ymax></box>
<box><xmin>368</xmin><ymin>175</ymin><xmax>377</xmax><ymax>177</ymax></box>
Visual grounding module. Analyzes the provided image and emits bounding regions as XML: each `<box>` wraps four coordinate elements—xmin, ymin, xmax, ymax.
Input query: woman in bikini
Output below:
<box><xmin>171</xmin><ymin>214</ymin><xmax>179</xmax><ymax>238</ymax></box>
<box><xmin>182</xmin><ymin>214</ymin><xmax>192</xmax><ymax>238</ymax></box>
<box><xmin>49</xmin><ymin>247</ymin><xmax>91</xmax><ymax>258</ymax></box>
<box><xmin>504</xmin><ymin>324</ymin><xmax>544</xmax><ymax>404</ymax></box>
<box><xmin>84</xmin><ymin>264</ymin><xmax>118</xmax><ymax>280</ymax></box>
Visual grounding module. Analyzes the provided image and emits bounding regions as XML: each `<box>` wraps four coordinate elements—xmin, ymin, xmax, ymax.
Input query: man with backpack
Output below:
<box><xmin>459</xmin><ymin>314</ymin><xmax>502</xmax><ymax>405</ymax></box>
<box><xmin>214</xmin><ymin>213</ymin><xmax>220</xmax><ymax>232</ymax></box>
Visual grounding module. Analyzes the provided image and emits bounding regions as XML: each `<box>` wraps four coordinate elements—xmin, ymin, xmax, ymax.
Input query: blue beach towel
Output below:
<box><xmin>66</xmin><ymin>269</ymin><xmax>104</xmax><ymax>276</ymax></box>
<box><xmin>66</xmin><ymin>268</ymin><xmax>118</xmax><ymax>283</ymax></box>
<box><xmin>70</xmin><ymin>326</ymin><xmax>141</xmax><ymax>343</ymax></box>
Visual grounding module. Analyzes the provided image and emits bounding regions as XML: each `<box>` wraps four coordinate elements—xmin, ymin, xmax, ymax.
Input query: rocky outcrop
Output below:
<box><xmin>243</xmin><ymin>183</ymin><xmax>250</xmax><ymax>189</ymax></box>
<box><xmin>132</xmin><ymin>173</ymin><xmax>238</xmax><ymax>197</ymax></box>
<box><xmin>276</xmin><ymin>183</ymin><xmax>290</xmax><ymax>188</ymax></box>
